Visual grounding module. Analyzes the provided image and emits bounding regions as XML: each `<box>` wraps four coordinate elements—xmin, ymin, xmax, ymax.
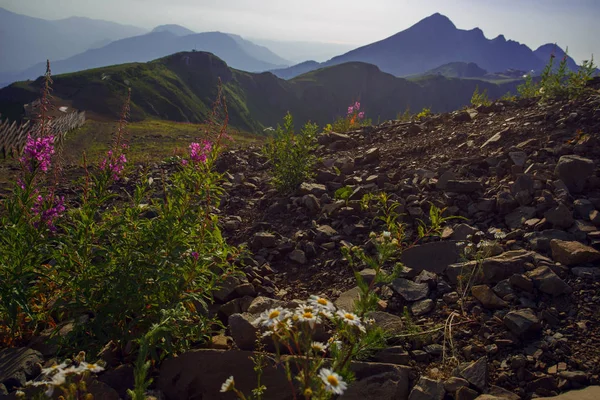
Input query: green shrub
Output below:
<box><xmin>470</xmin><ymin>86</ymin><xmax>491</xmax><ymax>107</ymax></box>
<box><xmin>263</xmin><ymin>112</ymin><xmax>318</xmax><ymax>192</ymax></box>
<box><xmin>415</xmin><ymin>107</ymin><xmax>431</xmax><ymax>120</ymax></box>
<box><xmin>0</xmin><ymin>72</ymin><xmax>240</xmax><ymax>361</ymax></box>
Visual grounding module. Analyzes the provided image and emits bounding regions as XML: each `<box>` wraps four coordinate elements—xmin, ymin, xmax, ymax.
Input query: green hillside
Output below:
<box><xmin>0</xmin><ymin>52</ymin><xmax>523</xmax><ymax>132</ymax></box>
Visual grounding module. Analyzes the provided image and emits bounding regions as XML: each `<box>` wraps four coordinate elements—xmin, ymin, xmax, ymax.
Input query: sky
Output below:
<box><xmin>2</xmin><ymin>0</ymin><xmax>598</xmax><ymax>63</ymax></box>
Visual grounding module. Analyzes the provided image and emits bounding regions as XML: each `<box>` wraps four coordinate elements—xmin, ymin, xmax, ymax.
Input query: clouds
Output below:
<box><xmin>2</xmin><ymin>0</ymin><xmax>597</xmax><ymax>62</ymax></box>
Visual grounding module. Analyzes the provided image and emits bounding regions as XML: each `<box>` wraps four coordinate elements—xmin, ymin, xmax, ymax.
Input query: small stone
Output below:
<box><xmin>526</xmin><ymin>266</ymin><xmax>572</xmax><ymax>296</ymax></box>
<box><xmin>460</xmin><ymin>356</ymin><xmax>488</xmax><ymax>392</ymax></box>
<box><xmin>288</xmin><ymin>249</ymin><xmax>307</xmax><ymax>264</ymax></box>
<box><xmin>471</xmin><ymin>285</ymin><xmax>508</xmax><ymax>309</ymax></box>
<box><xmin>411</xmin><ymin>299</ymin><xmax>435</xmax><ymax>316</ymax></box>
<box><xmin>444</xmin><ymin>377</ymin><xmax>469</xmax><ymax>392</ymax></box>
<box><xmin>391</xmin><ymin>278</ymin><xmax>430</xmax><ymax>301</ymax></box>
<box><xmin>334</xmin><ymin>286</ymin><xmax>361</xmax><ymax>312</ymax></box>
<box><xmin>503</xmin><ymin>309</ymin><xmax>540</xmax><ymax>336</ymax></box>
<box><xmin>555</xmin><ymin>155</ymin><xmax>594</xmax><ymax>193</ymax></box>
<box><xmin>545</xmin><ymin>203</ymin><xmax>574</xmax><ymax>229</ymax></box>
<box><xmin>456</xmin><ymin>386</ymin><xmax>479</xmax><ymax>400</ymax></box>
<box><xmin>408</xmin><ymin>377</ymin><xmax>445</xmax><ymax>400</ymax></box>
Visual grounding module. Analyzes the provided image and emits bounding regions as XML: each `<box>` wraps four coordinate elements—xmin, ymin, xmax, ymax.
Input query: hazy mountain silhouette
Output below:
<box><xmin>271</xmin><ymin>13</ymin><xmax>579</xmax><ymax>80</ymax></box>
<box><xmin>534</xmin><ymin>44</ymin><xmax>581</xmax><ymax>71</ymax></box>
<box><xmin>0</xmin><ymin>31</ymin><xmax>290</xmax><ymax>86</ymax></box>
<box><xmin>151</xmin><ymin>24</ymin><xmax>196</xmax><ymax>36</ymax></box>
<box><xmin>0</xmin><ymin>7</ymin><xmax>147</xmax><ymax>74</ymax></box>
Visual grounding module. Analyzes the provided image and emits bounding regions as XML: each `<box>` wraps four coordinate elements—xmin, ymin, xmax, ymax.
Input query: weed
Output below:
<box><xmin>330</xmin><ymin>101</ymin><xmax>367</xmax><ymax>133</ymax></box>
<box><xmin>415</xmin><ymin>107</ymin><xmax>431</xmax><ymax>120</ymax></box>
<box><xmin>470</xmin><ymin>86</ymin><xmax>491</xmax><ymax>107</ymax></box>
<box><xmin>263</xmin><ymin>112</ymin><xmax>318</xmax><ymax>192</ymax></box>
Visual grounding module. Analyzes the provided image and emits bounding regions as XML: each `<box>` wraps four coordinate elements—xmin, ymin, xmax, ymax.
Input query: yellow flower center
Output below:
<box><xmin>303</xmin><ymin>312</ymin><xmax>314</xmax><ymax>319</ymax></box>
<box><xmin>304</xmin><ymin>388</ymin><xmax>313</xmax><ymax>396</ymax></box>
<box><xmin>345</xmin><ymin>313</ymin><xmax>355</xmax><ymax>321</ymax></box>
<box><xmin>269</xmin><ymin>310</ymin><xmax>280</xmax><ymax>319</ymax></box>
<box><xmin>317</xmin><ymin>298</ymin><xmax>327</xmax><ymax>305</ymax></box>
<box><xmin>327</xmin><ymin>375</ymin><xmax>339</xmax><ymax>386</ymax></box>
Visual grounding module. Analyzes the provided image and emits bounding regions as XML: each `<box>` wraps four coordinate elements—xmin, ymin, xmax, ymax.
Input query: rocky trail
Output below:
<box><xmin>2</xmin><ymin>89</ymin><xmax>600</xmax><ymax>399</ymax></box>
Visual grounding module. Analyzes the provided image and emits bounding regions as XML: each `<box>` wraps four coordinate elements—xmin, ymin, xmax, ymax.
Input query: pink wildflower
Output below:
<box><xmin>20</xmin><ymin>135</ymin><xmax>55</xmax><ymax>172</ymax></box>
<box><xmin>100</xmin><ymin>150</ymin><xmax>127</xmax><ymax>180</ymax></box>
<box><xmin>347</xmin><ymin>106</ymin><xmax>354</xmax><ymax>115</ymax></box>
<box><xmin>31</xmin><ymin>194</ymin><xmax>65</xmax><ymax>231</ymax></box>
<box><xmin>354</xmin><ymin>102</ymin><xmax>360</xmax><ymax>111</ymax></box>
<box><xmin>189</xmin><ymin>140</ymin><xmax>212</xmax><ymax>164</ymax></box>
<box><xmin>358</xmin><ymin>112</ymin><xmax>365</xmax><ymax>119</ymax></box>
<box><xmin>191</xmin><ymin>251</ymin><xmax>199</xmax><ymax>261</ymax></box>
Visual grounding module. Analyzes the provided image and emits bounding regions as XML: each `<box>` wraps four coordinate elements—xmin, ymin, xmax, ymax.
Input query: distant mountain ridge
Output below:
<box><xmin>0</xmin><ymin>7</ymin><xmax>147</xmax><ymax>74</ymax></box>
<box><xmin>271</xmin><ymin>13</ymin><xmax>583</xmax><ymax>80</ymax></box>
<box><xmin>0</xmin><ymin>51</ymin><xmax>522</xmax><ymax>132</ymax></box>
<box><xmin>0</xmin><ymin>30</ymin><xmax>290</xmax><ymax>86</ymax></box>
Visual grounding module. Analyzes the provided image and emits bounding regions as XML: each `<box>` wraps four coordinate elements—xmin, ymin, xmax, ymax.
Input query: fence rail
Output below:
<box><xmin>0</xmin><ymin>111</ymin><xmax>86</xmax><ymax>158</ymax></box>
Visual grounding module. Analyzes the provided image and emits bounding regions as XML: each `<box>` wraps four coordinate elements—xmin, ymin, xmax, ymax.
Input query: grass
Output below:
<box><xmin>63</xmin><ymin>118</ymin><xmax>261</xmax><ymax>164</ymax></box>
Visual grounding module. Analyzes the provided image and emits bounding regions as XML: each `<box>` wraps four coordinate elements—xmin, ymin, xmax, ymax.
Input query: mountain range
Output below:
<box><xmin>270</xmin><ymin>13</ymin><xmax>581</xmax><ymax>80</ymax></box>
<box><xmin>0</xmin><ymin>51</ymin><xmax>522</xmax><ymax>132</ymax></box>
<box><xmin>0</xmin><ymin>7</ymin><xmax>147</xmax><ymax>74</ymax></box>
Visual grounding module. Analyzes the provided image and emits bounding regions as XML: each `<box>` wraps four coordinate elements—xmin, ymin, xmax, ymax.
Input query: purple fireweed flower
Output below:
<box><xmin>189</xmin><ymin>140</ymin><xmax>212</xmax><ymax>164</ymax></box>
<box><xmin>354</xmin><ymin>102</ymin><xmax>360</xmax><ymax>111</ymax></box>
<box><xmin>100</xmin><ymin>150</ymin><xmax>127</xmax><ymax>180</ymax></box>
<box><xmin>191</xmin><ymin>251</ymin><xmax>199</xmax><ymax>261</ymax></box>
<box><xmin>31</xmin><ymin>194</ymin><xmax>65</xmax><ymax>231</ymax></box>
<box><xmin>358</xmin><ymin>112</ymin><xmax>365</xmax><ymax>119</ymax></box>
<box><xmin>347</xmin><ymin>106</ymin><xmax>354</xmax><ymax>115</ymax></box>
<box><xmin>20</xmin><ymin>135</ymin><xmax>55</xmax><ymax>172</ymax></box>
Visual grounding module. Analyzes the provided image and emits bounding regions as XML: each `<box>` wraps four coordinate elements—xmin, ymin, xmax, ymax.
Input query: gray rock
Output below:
<box><xmin>571</xmin><ymin>267</ymin><xmax>600</xmax><ymax>279</ymax></box>
<box><xmin>505</xmin><ymin>206</ymin><xmax>537</xmax><ymax>229</ymax></box>
<box><xmin>545</xmin><ymin>203</ymin><xmax>574</xmax><ymax>229</ymax></box>
<box><xmin>247</xmin><ymin>297</ymin><xmax>286</xmax><ymax>314</ymax></box>
<box><xmin>456</xmin><ymin>386</ymin><xmax>480</xmax><ymax>400</ymax></box>
<box><xmin>334</xmin><ymin>286</ymin><xmax>361</xmax><ymax>312</ymax></box>
<box><xmin>471</xmin><ymin>285</ymin><xmax>508</xmax><ymax>309</ymax></box>
<box><xmin>0</xmin><ymin>348</ymin><xmax>43</xmax><ymax>390</ymax></box>
<box><xmin>400</xmin><ymin>241</ymin><xmax>463</xmax><ymax>274</ymax></box>
<box><xmin>525</xmin><ymin>230</ymin><xmax>574</xmax><ymax>252</ymax></box>
<box><xmin>503</xmin><ymin>308</ymin><xmax>541</xmax><ymax>336</ymax></box>
<box><xmin>450</xmin><ymin>224</ymin><xmax>478</xmax><ymax>241</ymax></box>
<box><xmin>460</xmin><ymin>356</ymin><xmax>488</xmax><ymax>392</ymax></box>
<box><xmin>367</xmin><ymin>311</ymin><xmax>405</xmax><ymax>334</ymax></box>
<box><xmin>298</xmin><ymin>182</ymin><xmax>327</xmax><ymax>196</ymax></box>
<box><xmin>408</xmin><ymin>376</ymin><xmax>445</xmax><ymax>400</ymax></box>
<box><xmin>391</xmin><ymin>278</ymin><xmax>430</xmax><ymax>301</ymax></box>
<box><xmin>509</xmin><ymin>151</ymin><xmax>527</xmax><ymax>167</ymax></box>
<box><xmin>214</xmin><ymin>276</ymin><xmax>243</xmax><ymax>303</ymax></box>
<box><xmin>574</xmin><ymin>199</ymin><xmax>595</xmax><ymax>220</ymax></box>
<box><xmin>411</xmin><ymin>299</ymin><xmax>435</xmax><ymax>316</ymax></box>
<box><xmin>526</xmin><ymin>266</ymin><xmax>572</xmax><ymax>296</ymax></box>
<box><xmin>302</xmin><ymin>194</ymin><xmax>321</xmax><ymax>214</ymax></box>
<box><xmin>315</xmin><ymin>225</ymin><xmax>338</xmax><ymax>244</ymax></box>
<box><xmin>251</xmin><ymin>232</ymin><xmax>277</xmax><ymax>251</ymax></box>
<box><xmin>444</xmin><ymin>377</ymin><xmax>469</xmax><ymax>392</ymax></box>
<box><xmin>373</xmin><ymin>347</ymin><xmax>411</xmax><ymax>365</ymax></box>
<box><xmin>550</xmin><ymin>239</ymin><xmax>600</xmax><ymax>266</ymax></box>
<box><xmin>555</xmin><ymin>155</ymin><xmax>594</xmax><ymax>193</ymax></box>
<box><xmin>358</xmin><ymin>269</ymin><xmax>378</xmax><ymax>286</ymax></box>
<box><xmin>444</xmin><ymin>180</ymin><xmax>483</xmax><ymax>193</ymax></box>
<box><xmin>228</xmin><ymin>313</ymin><xmax>259</xmax><ymax>351</ymax></box>
<box><xmin>481</xmin><ymin>250</ymin><xmax>534</xmax><ymax>283</ymax></box>
<box><xmin>288</xmin><ymin>249</ymin><xmax>307</xmax><ymax>264</ymax></box>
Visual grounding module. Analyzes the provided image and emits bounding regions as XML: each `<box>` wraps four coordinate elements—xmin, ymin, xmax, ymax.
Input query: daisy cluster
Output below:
<box><xmin>254</xmin><ymin>295</ymin><xmax>366</xmax><ymax>336</ymax></box>
<box><xmin>23</xmin><ymin>359</ymin><xmax>104</xmax><ymax>397</ymax></box>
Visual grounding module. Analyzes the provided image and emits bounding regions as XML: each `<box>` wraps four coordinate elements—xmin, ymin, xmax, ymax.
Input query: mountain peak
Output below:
<box><xmin>414</xmin><ymin>13</ymin><xmax>456</xmax><ymax>30</ymax></box>
<box><xmin>151</xmin><ymin>24</ymin><xmax>195</xmax><ymax>36</ymax></box>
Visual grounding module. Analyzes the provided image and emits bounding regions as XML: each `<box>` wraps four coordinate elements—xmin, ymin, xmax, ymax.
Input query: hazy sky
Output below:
<box><xmin>2</xmin><ymin>0</ymin><xmax>598</xmax><ymax>63</ymax></box>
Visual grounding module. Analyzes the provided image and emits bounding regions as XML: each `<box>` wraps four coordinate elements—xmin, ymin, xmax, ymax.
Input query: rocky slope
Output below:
<box><xmin>205</xmin><ymin>84</ymin><xmax>600</xmax><ymax>399</ymax></box>
<box><xmin>2</xmin><ymin>84</ymin><xmax>600</xmax><ymax>400</ymax></box>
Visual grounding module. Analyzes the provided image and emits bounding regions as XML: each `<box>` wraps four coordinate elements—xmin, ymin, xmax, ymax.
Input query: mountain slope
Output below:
<box><xmin>420</xmin><ymin>62</ymin><xmax>488</xmax><ymax>78</ymax></box>
<box><xmin>151</xmin><ymin>24</ymin><xmax>196</xmax><ymax>36</ymax></box>
<box><xmin>0</xmin><ymin>52</ymin><xmax>522</xmax><ymax>132</ymax></box>
<box><xmin>0</xmin><ymin>7</ymin><xmax>147</xmax><ymax>74</ymax></box>
<box><xmin>1</xmin><ymin>31</ymin><xmax>289</xmax><ymax>86</ymax></box>
<box><xmin>534</xmin><ymin>44</ymin><xmax>581</xmax><ymax>71</ymax></box>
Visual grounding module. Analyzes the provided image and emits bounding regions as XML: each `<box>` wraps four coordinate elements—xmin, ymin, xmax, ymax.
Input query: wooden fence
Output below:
<box><xmin>0</xmin><ymin>111</ymin><xmax>86</xmax><ymax>158</ymax></box>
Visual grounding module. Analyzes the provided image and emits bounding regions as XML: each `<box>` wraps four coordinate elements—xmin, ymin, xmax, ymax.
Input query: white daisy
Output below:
<box><xmin>318</xmin><ymin>368</ymin><xmax>347</xmax><ymax>395</ymax></box>
<box><xmin>296</xmin><ymin>308</ymin><xmax>321</xmax><ymax>326</ymax></box>
<box><xmin>337</xmin><ymin>310</ymin><xmax>365</xmax><ymax>332</ymax></box>
<box><xmin>78</xmin><ymin>362</ymin><xmax>104</xmax><ymax>374</ymax></box>
<box><xmin>255</xmin><ymin>307</ymin><xmax>287</xmax><ymax>328</ymax></box>
<box><xmin>309</xmin><ymin>295</ymin><xmax>336</xmax><ymax>312</ymax></box>
<box><xmin>220</xmin><ymin>376</ymin><xmax>235</xmax><ymax>393</ymax></box>
<box><xmin>311</xmin><ymin>341</ymin><xmax>328</xmax><ymax>353</ymax></box>
<box><xmin>41</xmin><ymin>362</ymin><xmax>68</xmax><ymax>375</ymax></box>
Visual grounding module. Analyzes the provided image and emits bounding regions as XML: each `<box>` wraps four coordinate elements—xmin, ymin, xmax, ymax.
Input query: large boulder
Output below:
<box><xmin>0</xmin><ymin>348</ymin><xmax>43</xmax><ymax>390</ymax></box>
<box><xmin>527</xmin><ymin>266</ymin><xmax>572</xmax><ymax>296</ymax></box>
<box><xmin>400</xmin><ymin>241</ymin><xmax>463</xmax><ymax>274</ymax></box>
<box><xmin>554</xmin><ymin>155</ymin><xmax>594</xmax><ymax>194</ymax></box>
